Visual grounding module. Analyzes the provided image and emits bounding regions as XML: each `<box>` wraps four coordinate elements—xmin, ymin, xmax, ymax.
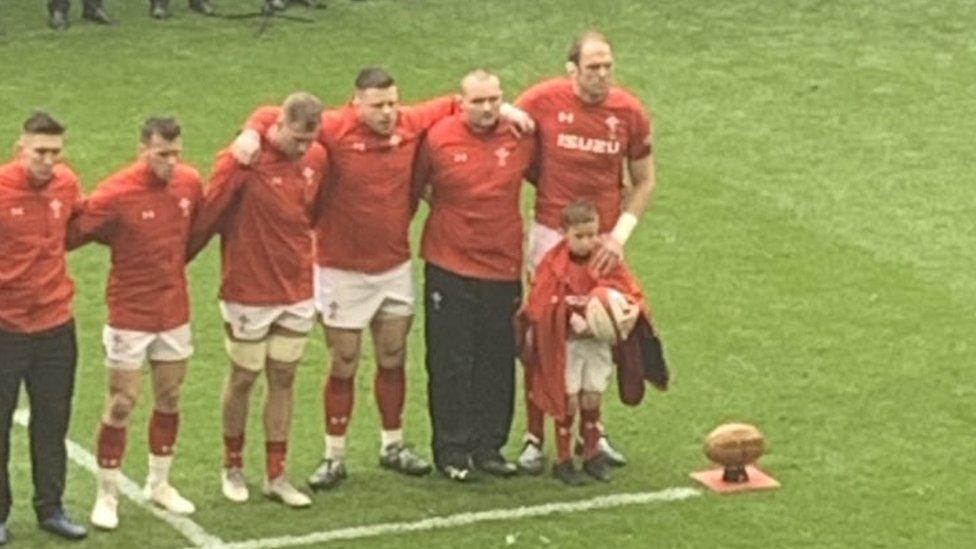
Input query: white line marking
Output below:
<box><xmin>212</xmin><ymin>487</ymin><xmax>701</xmax><ymax>549</ymax></box>
<box><xmin>13</xmin><ymin>408</ymin><xmax>224</xmax><ymax>547</ymax></box>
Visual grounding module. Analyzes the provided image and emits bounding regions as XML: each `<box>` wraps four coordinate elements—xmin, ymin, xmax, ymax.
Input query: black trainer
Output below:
<box><xmin>473</xmin><ymin>453</ymin><xmax>518</xmax><ymax>478</ymax></box>
<box><xmin>582</xmin><ymin>455</ymin><xmax>611</xmax><ymax>482</ymax></box>
<box><xmin>307</xmin><ymin>458</ymin><xmax>347</xmax><ymax>491</ymax></box>
<box><xmin>82</xmin><ymin>1</ymin><xmax>112</xmax><ymax>24</ymax></box>
<box><xmin>552</xmin><ymin>460</ymin><xmax>586</xmax><ymax>486</ymax></box>
<box><xmin>189</xmin><ymin>0</ymin><xmax>215</xmax><ymax>15</ymax></box>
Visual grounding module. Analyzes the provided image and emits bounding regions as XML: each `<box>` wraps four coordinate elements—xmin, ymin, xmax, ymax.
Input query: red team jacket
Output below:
<box><xmin>70</xmin><ymin>162</ymin><xmax>203</xmax><ymax>333</ymax></box>
<box><xmin>187</xmin><ymin>143</ymin><xmax>329</xmax><ymax>305</ymax></box>
<box><xmin>516</xmin><ymin>78</ymin><xmax>653</xmax><ymax>233</ymax></box>
<box><xmin>414</xmin><ymin>115</ymin><xmax>535</xmax><ymax>281</ymax></box>
<box><xmin>0</xmin><ymin>161</ymin><xmax>83</xmax><ymax>334</ymax></box>
<box><xmin>520</xmin><ymin>241</ymin><xmax>668</xmax><ymax>417</ymax></box>
<box><xmin>246</xmin><ymin>97</ymin><xmax>457</xmax><ymax>274</ymax></box>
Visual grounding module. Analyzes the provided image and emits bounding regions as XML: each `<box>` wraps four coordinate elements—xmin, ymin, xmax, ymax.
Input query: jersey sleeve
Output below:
<box><xmin>410</xmin><ymin>135</ymin><xmax>433</xmax><ymax>211</ymax></box>
<box><xmin>244</xmin><ymin>105</ymin><xmax>281</xmax><ymax>136</ymax></box>
<box><xmin>66</xmin><ymin>180</ymin><xmax>119</xmax><ymax>250</ymax></box>
<box><xmin>306</xmin><ymin>145</ymin><xmax>330</xmax><ymax>226</ymax></box>
<box><xmin>186</xmin><ymin>153</ymin><xmax>247</xmax><ymax>262</ymax></box>
<box><xmin>401</xmin><ymin>96</ymin><xmax>458</xmax><ymax>132</ymax></box>
<box><xmin>515</xmin><ymin>82</ymin><xmax>549</xmax><ymax>119</ymax></box>
<box><xmin>627</xmin><ymin>104</ymin><xmax>653</xmax><ymax>160</ymax></box>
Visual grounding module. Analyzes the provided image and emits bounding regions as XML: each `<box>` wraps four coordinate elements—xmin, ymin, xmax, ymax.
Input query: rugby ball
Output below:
<box><xmin>704</xmin><ymin>423</ymin><xmax>765</xmax><ymax>467</ymax></box>
<box><xmin>584</xmin><ymin>287</ymin><xmax>632</xmax><ymax>344</ymax></box>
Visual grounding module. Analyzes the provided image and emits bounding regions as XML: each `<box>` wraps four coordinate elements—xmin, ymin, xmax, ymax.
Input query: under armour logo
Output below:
<box><xmin>239</xmin><ymin>314</ymin><xmax>249</xmax><ymax>328</ymax></box>
<box><xmin>329</xmin><ymin>416</ymin><xmax>349</xmax><ymax>425</ymax></box>
<box><xmin>302</xmin><ymin>167</ymin><xmax>315</xmax><ymax>185</ymax></box>
<box><xmin>178</xmin><ymin>197</ymin><xmax>191</xmax><ymax>217</ymax></box>
<box><xmin>558</xmin><ymin>111</ymin><xmax>575</xmax><ymax>124</ymax></box>
<box><xmin>49</xmin><ymin>199</ymin><xmax>63</xmax><ymax>219</ymax></box>
<box><xmin>328</xmin><ymin>301</ymin><xmax>339</xmax><ymax>320</ymax></box>
<box><xmin>141</xmin><ymin>210</ymin><xmax>156</xmax><ymax>220</ymax></box>
<box><xmin>495</xmin><ymin>147</ymin><xmax>510</xmax><ymax>167</ymax></box>
<box><xmin>352</xmin><ymin>142</ymin><xmax>366</xmax><ymax>152</ymax></box>
<box><xmin>453</xmin><ymin>153</ymin><xmax>468</xmax><ymax>163</ymax></box>
<box><xmin>431</xmin><ymin>291</ymin><xmax>443</xmax><ymax>311</ymax></box>
<box><xmin>605</xmin><ymin>115</ymin><xmax>620</xmax><ymax>135</ymax></box>
<box><xmin>271</xmin><ymin>177</ymin><xmax>283</xmax><ymax>186</ymax></box>
<box><xmin>9</xmin><ymin>207</ymin><xmax>24</xmax><ymax>217</ymax></box>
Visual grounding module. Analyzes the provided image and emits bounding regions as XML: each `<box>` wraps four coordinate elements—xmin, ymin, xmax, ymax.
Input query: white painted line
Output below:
<box><xmin>213</xmin><ymin>486</ymin><xmax>701</xmax><ymax>549</ymax></box>
<box><xmin>13</xmin><ymin>408</ymin><xmax>225</xmax><ymax>548</ymax></box>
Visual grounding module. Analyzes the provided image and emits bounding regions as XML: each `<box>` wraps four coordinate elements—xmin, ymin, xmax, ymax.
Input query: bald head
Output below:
<box><xmin>459</xmin><ymin>69</ymin><xmax>503</xmax><ymax>132</ymax></box>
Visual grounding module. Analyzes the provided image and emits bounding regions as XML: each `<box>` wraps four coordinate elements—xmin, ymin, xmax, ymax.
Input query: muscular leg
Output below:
<box><xmin>370</xmin><ymin>314</ymin><xmax>411</xmax><ymax>450</ymax></box>
<box><xmin>322</xmin><ymin>327</ymin><xmax>362</xmax><ymax>460</ymax></box>
<box><xmin>263</xmin><ymin>325</ymin><xmax>304</xmax><ymax>480</ymax></box>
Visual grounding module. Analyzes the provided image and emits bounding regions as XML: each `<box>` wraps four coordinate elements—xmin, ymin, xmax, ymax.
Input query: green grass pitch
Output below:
<box><xmin>1</xmin><ymin>0</ymin><xmax>973</xmax><ymax>547</ymax></box>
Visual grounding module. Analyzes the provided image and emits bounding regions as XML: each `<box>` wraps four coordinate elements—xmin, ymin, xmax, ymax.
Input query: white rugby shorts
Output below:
<box><xmin>220</xmin><ymin>299</ymin><xmax>316</xmax><ymax>341</ymax></box>
<box><xmin>565</xmin><ymin>338</ymin><xmax>613</xmax><ymax>394</ymax></box>
<box><xmin>102</xmin><ymin>323</ymin><xmax>193</xmax><ymax>370</ymax></box>
<box><xmin>314</xmin><ymin>261</ymin><xmax>414</xmax><ymax>330</ymax></box>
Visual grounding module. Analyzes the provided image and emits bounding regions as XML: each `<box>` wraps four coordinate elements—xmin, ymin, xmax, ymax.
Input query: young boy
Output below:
<box><xmin>521</xmin><ymin>200</ymin><xmax>649</xmax><ymax>486</ymax></box>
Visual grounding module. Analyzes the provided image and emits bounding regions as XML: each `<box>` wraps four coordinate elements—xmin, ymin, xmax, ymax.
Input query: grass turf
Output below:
<box><xmin>0</xmin><ymin>0</ymin><xmax>973</xmax><ymax>547</ymax></box>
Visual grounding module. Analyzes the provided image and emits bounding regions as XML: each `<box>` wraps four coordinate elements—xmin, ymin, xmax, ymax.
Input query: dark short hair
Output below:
<box><xmin>282</xmin><ymin>92</ymin><xmax>323</xmax><ymax>133</ymax></box>
<box><xmin>568</xmin><ymin>30</ymin><xmax>613</xmax><ymax>66</ymax></box>
<box><xmin>354</xmin><ymin>67</ymin><xmax>395</xmax><ymax>91</ymax></box>
<box><xmin>140</xmin><ymin>117</ymin><xmax>181</xmax><ymax>144</ymax></box>
<box><xmin>561</xmin><ymin>200</ymin><xmax>599</xmax><ymax>228</ymax></box>
<box><xmin>22</xmin><ymin>112</ymin><xmax>66</xmax><ymax>135</ymax></box>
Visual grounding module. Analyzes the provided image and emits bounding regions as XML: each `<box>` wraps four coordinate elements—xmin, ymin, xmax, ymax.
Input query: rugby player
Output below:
<box><xmin>413</xmin><ymin>69</ymin><xmax>535</xmax><ymax>480</ymax></box>
<box><xmin>187</xmin><ymin>93</ymin><xmax>328</xmax><ymax>508</ymax></box>
<box><xmin>514</xmin><ymin>31</ymin><xmax>656</xmax><ymax>473</ymax></box>
<box><xmin>70</xmin><ymin>118</ymin><xmax>203</xmax><ymax>530</ymax></box>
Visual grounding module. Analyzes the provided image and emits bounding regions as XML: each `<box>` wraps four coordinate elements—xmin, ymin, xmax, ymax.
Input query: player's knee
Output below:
<box><xmin>580</xmin><ymin>391</ymin><xmax>601</xmax><ymax>410</ymax></box>
<box><xmin>107</xmin><ymin>393</ymin><xmax>137</xmax><ymax>424</ymax></box>
<box><xmin>267</xmin><ymin>364</ymin><xmax>297</xmax><ymax>389</ymax></box>
<box><xmin>228</xmin><ymin>368</ymin><xmax>259</xmax><ymax>394</ymax></box>
<box><xmin>155</xmin><ymin>384</ymin><xmax>182</xmax><ymax>412</ymax></box>
<box><xmin>375</xmin><ymin>342</ymin><xmax>406</xmax><ymax>370</ymax></box>
<box><xmin>225</xmin><ymin>337</ymin><xmax>268</xmax><ymax>372</ymax></box>
<box><xmin>267</xmin><ymin>333</ymin><xmax>308</xmax><ymax>364</ymax></box>
<box><xmin>329</xmin><ymin>347</ymin><xmax>360</xmax><ymax>375</ymax></box>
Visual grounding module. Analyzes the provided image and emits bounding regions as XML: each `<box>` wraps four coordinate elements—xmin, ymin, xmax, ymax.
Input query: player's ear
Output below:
<box><xmin>565</xmin><ymin>61</ymin><xmax>578</xmax><ymax>77</ymax></box>
<box><xmin>13</xmin><ymin>136</ymin><xmax>24</xmax><ymax>157</ymax></box>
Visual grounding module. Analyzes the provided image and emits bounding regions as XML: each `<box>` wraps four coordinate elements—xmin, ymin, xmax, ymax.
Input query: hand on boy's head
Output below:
<box><xmin>591</xmin><ymin>235</ymin><xmax>623</xmax><ymax>276</ymax></box>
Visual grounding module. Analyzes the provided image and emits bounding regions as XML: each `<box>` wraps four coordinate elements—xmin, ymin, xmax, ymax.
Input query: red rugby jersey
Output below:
<box><xmin>0</xmin><ymin>162</ymin><xmax>83</xmax><ymax>333</ymax></box>
<box><xmin>246</xmin><ymin>96</ymin><xmax>457</xmax><ymax>273</ymax></box>
<box><xmin>414</xmin><ymin>115</ymin><xmax>535</xmax><ymax>281</ymax></box>
<box><xmin>71</xmin><ymin>162</ymin><xmax>202</xmax><ymax>332</ymax></box>
<box><xmin>188</xmin><ymin>143</ymin><xmax>328</xmax><ymax>305</ymax></box>
<box><xmin>516</xmin><ymin>78</ymin><xmax>652</xmax><ymax>232</ymax></box>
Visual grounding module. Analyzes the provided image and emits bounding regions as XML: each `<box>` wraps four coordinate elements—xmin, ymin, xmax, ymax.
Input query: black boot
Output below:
<box><xmin>82</xmin><ymin>0</ymin><xmax>113</xmax><ymax>24</ymax></box>
<box><xmin>189</xmin><ymin>0</ymin><xmax>215</xmax><ymax>15</ymax></box>
<box><xmin>150</xmin><ymin>0</ymin><xmax>171</xmax><ymax>19</ymax></box>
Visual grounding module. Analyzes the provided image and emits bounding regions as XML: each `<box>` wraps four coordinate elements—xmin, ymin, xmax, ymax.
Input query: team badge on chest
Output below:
<box><xmin>495</xmin><ymin>147</ymin><xmax>510</xmax><ymax>167</ymax></box>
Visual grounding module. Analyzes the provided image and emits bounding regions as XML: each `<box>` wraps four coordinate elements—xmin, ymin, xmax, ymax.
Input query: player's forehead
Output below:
<box><xmin>569</xmin><ymin>220</ymin><xmax>599</xmax><ymax>234</ymax></box>
<box><xmin>579</xmin><ymin>40</ymin><xmax>614</xmax><ymax>65</ymax></box>
<box><xmin>462</xmin><ymin>76</ymin><xmax>502</xmax><ymax>99</ymax></box>
<box><xmin>146</xmin><ymin>134</ymin><xmax>183</xmax><ymax>152</ymax></box>
<box><xmin>360</xmin><ymin>85</ymin><xmax>399</xmax><ymax>104</ymax></box>
<box><xmin>23</xmin><ymin>132</ymin><xmax>64</xmax><ymax>150</ymax></box>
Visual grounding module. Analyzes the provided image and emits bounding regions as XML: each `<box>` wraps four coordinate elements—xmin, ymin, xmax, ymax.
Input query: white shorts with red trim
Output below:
<box><xmin>565</xmin><ymin>338</ymin><xmax>613</xmax><ymax>394</ymax></box>
<box><xmin>314</xmin><ymin>261</ymin><xmax>414</xmax><ymax>330</ymax></box>
<box><xmin>220</xmin><ymin>299</ymin><xmax>316</xmax><ymax>341</ymax></box>
<box><xmin>102</xmin><ymin>323</ymin><xmax>193</xmax><ymax>370</ymax></box>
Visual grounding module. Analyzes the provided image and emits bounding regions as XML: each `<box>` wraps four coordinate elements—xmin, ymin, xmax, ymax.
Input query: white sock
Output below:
<box><xmin>380</xmin><ymin>429</ymin><xmax>403</xmax><ymax>451</ymax></box>
<box><xmin>147</xmin><ymin>454</ymin><xmax>174</xmax><ymax>488</ymax></box>
<box><xmin>324</xmin><ymin>435</ymin><xmax>346</xmax><ymax>461</ymax></box>
<box><xmin>98</xmin><ymin>468</ymin><xmax>120</xmax><ymax>496</ymax></box>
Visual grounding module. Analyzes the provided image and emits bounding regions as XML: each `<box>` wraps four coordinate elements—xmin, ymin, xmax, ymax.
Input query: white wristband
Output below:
<box><xmin>610</xmin><ymin>212</ymin><xmax>639</xmax><ymax>245</ymax></box>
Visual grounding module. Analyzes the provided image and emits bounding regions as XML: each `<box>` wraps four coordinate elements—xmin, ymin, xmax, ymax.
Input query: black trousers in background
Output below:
<box><xmin>424</xmin><ymin>263</ymin><xmax>521</xmax><ymax>469</ymax></box>
<box><xmin>0</xmin><ymin>321</ymin><xmax>77</xmax><ymax>523</ymax></box>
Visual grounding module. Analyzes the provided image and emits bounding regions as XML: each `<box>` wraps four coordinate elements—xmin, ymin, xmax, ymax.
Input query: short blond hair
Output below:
<box><xmin>282</xmin><ymin>92</ymin><xmax>323</xmax><ymax>132</ymax></box>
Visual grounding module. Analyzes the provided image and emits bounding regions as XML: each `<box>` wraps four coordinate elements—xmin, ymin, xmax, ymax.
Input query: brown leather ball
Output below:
<box><xmin>704</xmin><ymin>423</ymin><xmax>765</xmax><ymax>467</ymax></box>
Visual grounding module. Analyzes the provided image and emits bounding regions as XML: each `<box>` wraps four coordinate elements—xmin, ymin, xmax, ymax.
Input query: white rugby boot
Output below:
<box><xmin>263</xmin><ymin>476</ymin><xmax>312</xmax><ymax>508</ymax></box>
<box><xmin>221</xmin><ymin>467</ymin><xmax>249</xmax><ymax>503</ymax></box>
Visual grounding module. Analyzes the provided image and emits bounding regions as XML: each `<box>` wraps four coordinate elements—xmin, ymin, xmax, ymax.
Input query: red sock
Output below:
<box><xmin>266</xmin><ymin>441</ymin><xmax>287</xmax><ymax>480</ymax></box>
<box><xmin>524</xmin><ymin>369</ymin><xmax>545</xmax><ymax>443</ymax></box>
<box><xmin>97</xmin><ymin>423</ymin><xmax>127</xmax><ymax>469</ymax></box>
<box><xmin>148</xmin><ymin>410</ymin><xmax>179</xmax><ymax>456</ymax></box>
<box><xmin>554</xmin><ymin>415</ymin><xmax>574</xmax><ymax>463</ymax></box>
<box><xmin>580</xmin><ymin>408</ymin><xmax>602</xmax><ymax>460</ymax></box>
<box><xmin>224</xmin><ymin>434</ymin><xmax>245</xmax><ymax>469</ymax></box>
<box><xmin>325</xmin><ymin>376</ymin><xmax>354</xmax><ymax>436</ymax></box>
<box><xmin>374</xmin><ymin>367</ymin><xmax>405</xmax><ymax>431</ymax></box>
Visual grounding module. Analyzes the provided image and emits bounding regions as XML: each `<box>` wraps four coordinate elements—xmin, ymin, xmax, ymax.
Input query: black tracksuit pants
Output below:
<box><xmin>0</xmin><ymin>321</ymin><xmax>77</xmax><ymax>523</ymax></box>
<box><xmin>424</xmin><ymin>263</ymin><xmax>521</xmax><ymax>470</ymax></box>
